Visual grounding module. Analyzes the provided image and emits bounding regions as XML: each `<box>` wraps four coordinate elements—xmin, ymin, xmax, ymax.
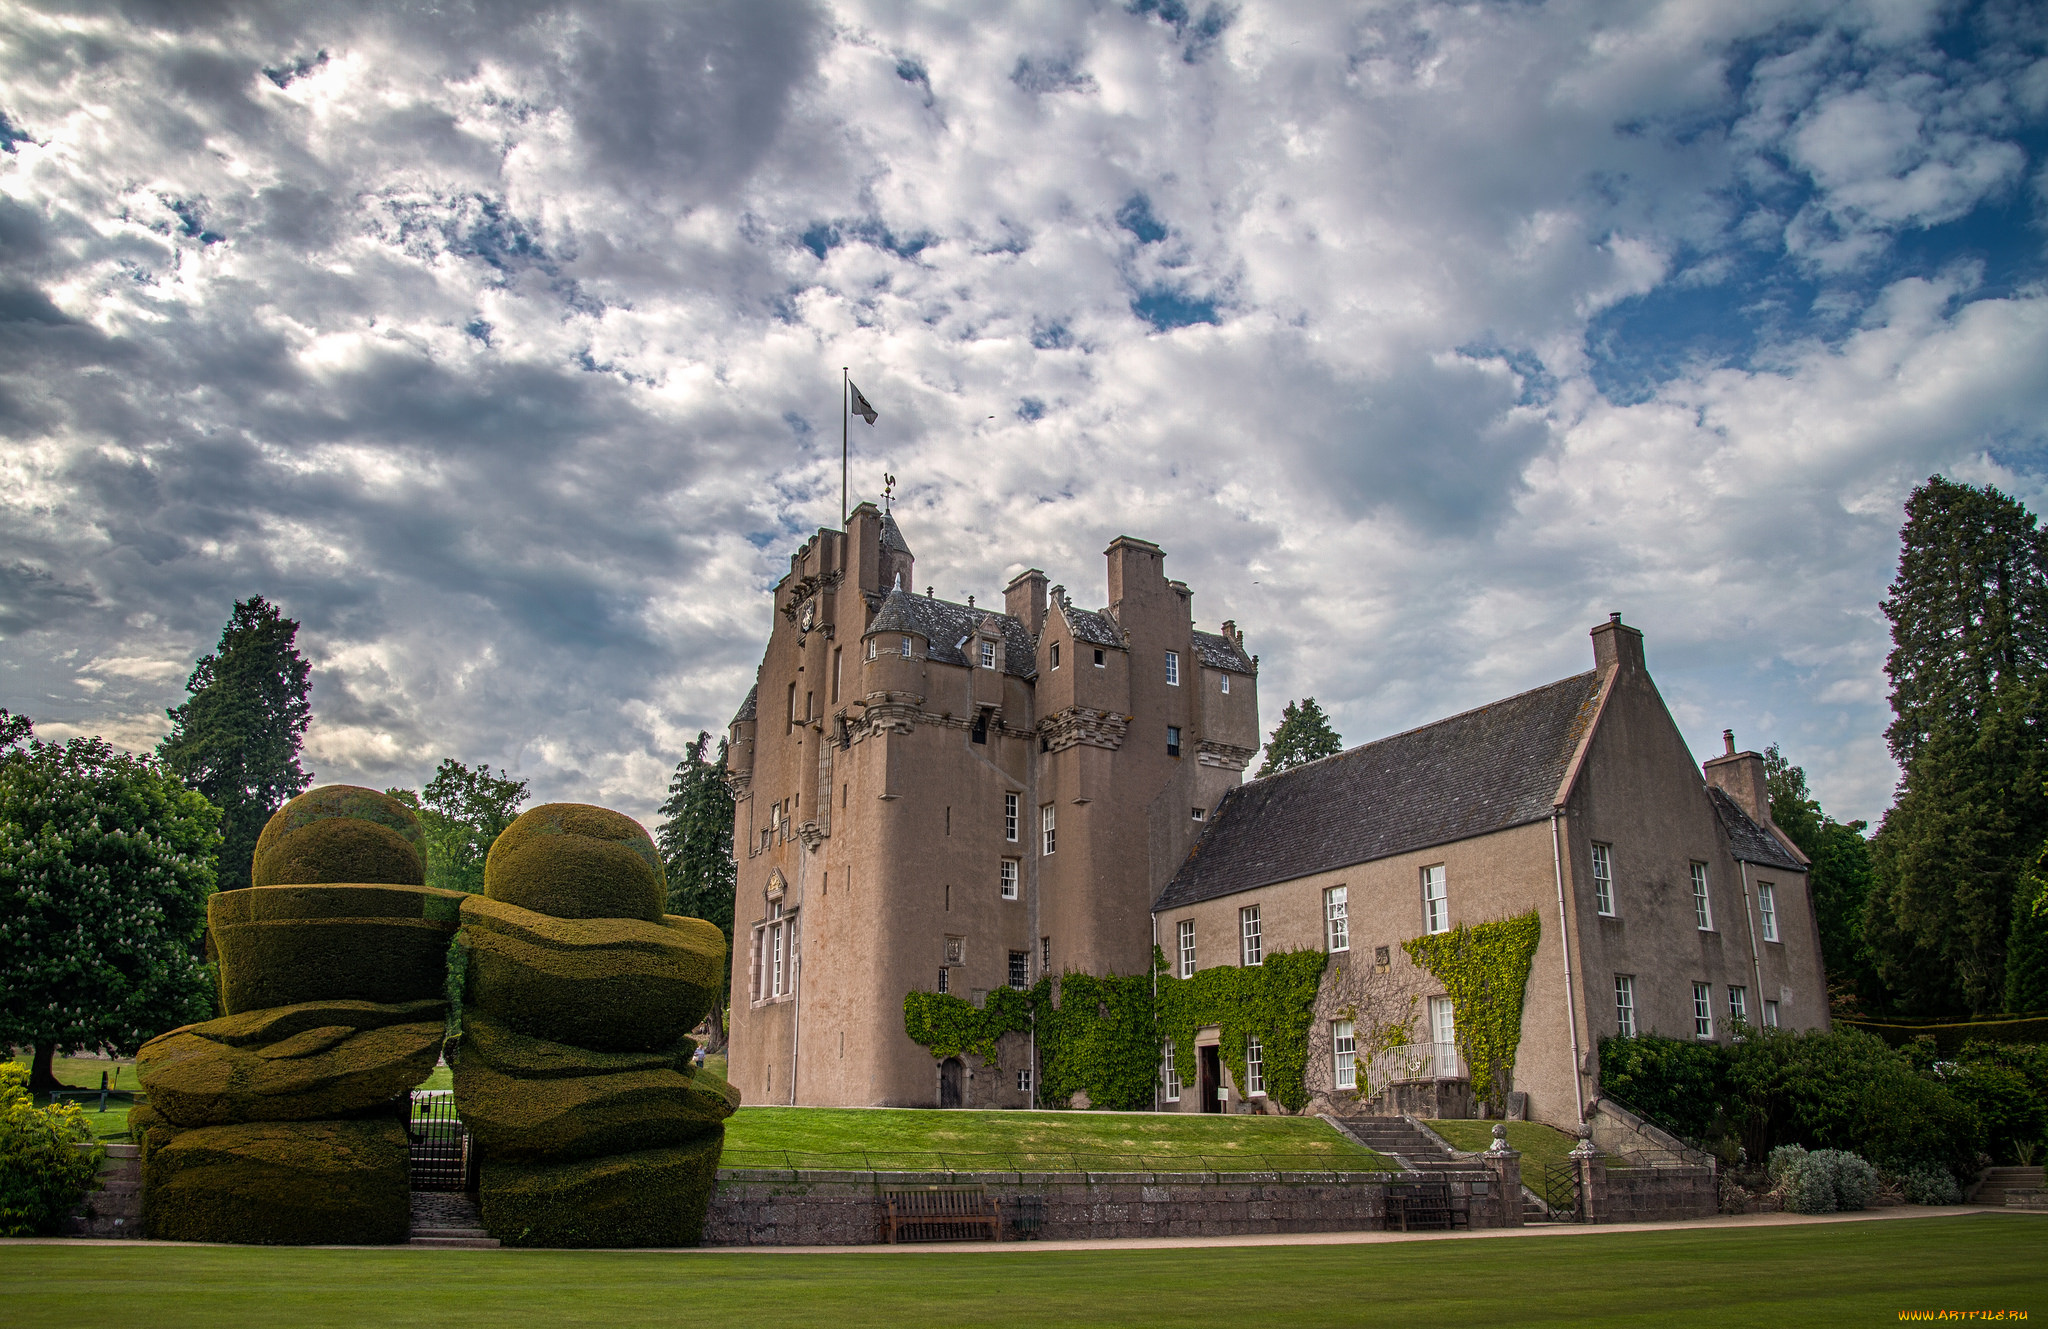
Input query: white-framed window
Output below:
<box><xmin>1325</xmin><ymin>886</ymin><xmax>1349</xmax><ymax>952</ymax></box>
<box><xmin>1166</xmin><ymin>725</ymin><xmax>1181</xmax><ymax>757</ymax></box>
<box><xmin>1040</xmin><ymin>803</ymin><xmax>1056</xmax><ymax>855</ymax></box>
<box><xmin>1177</xmin><ymin>919</ymin><xmax>1196</xmax><ymax>978</ymax></box>
<box><xmin>1422</xmin><ymin>864</ymin><xmax>1448</xmax><ymax>934</ymax></box>
<box><xmin>1017</xmin><ymin>1068</ymin><xmax>1032</xmax><ymax>1093</ymax></box>
<box><xmin>1763</xmin><ymin>999</ymin><xmax>1781</xmax><ymax>1028</ymax></box>
<box><xmin>771</xmin><ymin>921</ymin><xmax>786</xmax><ymax>997</ymax></box>
<box><xmin>1758</xmin><ymin>883</ymin><xmax>1779</xmax><ymax>942</ymax></box>
<box><xmin>937</xmin><ymin>967</ymin><xmax>949</xmax><ymax>995</ymax></box>
<box><xmin>1221</xmin><ymin>673</ymin><xmax>1230</xmax><ymax>694</ymax></box>
<box><xmin>1000</xmin><ymin>858</ymin><xmax>1019</xmax><ymax>900</ymax></box>
<box><xmin>1430</xmin><ymin>996</ymin><xmax>1456</xmax><ymax>1052</ymax></box>
<box><xmin>1163</xmin><ymin>1042</ymin><xmax>1181</xmax><ymax>1101</ymax></box>
<box><xmin>1692</xmin><ymin>863</ymin><xmax>1713</xmax><ymax>930</ymax></box>
<box><xmin>1191</xmin><ymin>806</ymin><xmax>1206</xmax><ymax>822</ymax></box>
<box><xmin>900</xmin><ymin>635</ymin><xmax>913</xmax><ymax>658</ymax></box>
<box><xmin>1728</xmin><ymin>985</ymin><xmax>1748</xmax><ymax>1025</ymax></box>
<box><xmin>1009</xmin><ymin>950</ymin><xmax>1029</xmax><ymax>990</ymax></box>
<box><xmin>1244</xmin><ymin>1036</ymin><xmax>1265</xmax><ymax>1096</ymax></box>
<box><xmin>1692</xmin><ymin>981</ymin><xmax>1713</xmax><ymax>1038</ymax></box>
<box><xmin>980</xmin><ymin>639</ymin><xmax>997</xmax><ymax>669</ymax></box>
<box><xmin>866</xmin><ymin>637</ymin><xmax>877</xmax><ymax>661</ymax></box>
<box><xmin>1592</xmin><ymin>843</ymin><xmax>1614</xmax><ymax>916</ymax></box>
<box><xmin>1042</xmin><ymin>937</ymin><xmax>1050</xmax><ymax>971</ymax></box>
<box><xmin>1004</xmin><ymin>792</ymin><xmax>1019</xmax><ymax>842</ymax></box>
<box><xmin>1240</xmin><ymin>905</ymin><xmax>1263</xmax><ymax>966</ymax></box>
<box><xmin>1050</xmin><ymin>643</ymin><xmax>1060</xmax><ymax>669</ymax></box>
<box><xmin>1615</xmin><ymin>975</ymin><xmax>1636</xmax><ymax>1037</ymax></box>
<box><xmin>1165</xmin><ymin>651</ymin><xmax>1180</xmax><ymax>686</ymax></box>
<box><xmin>1332</xmin><ymin>1019</ymin><xmax>1357</xmax><ymax>1090</ymax></box>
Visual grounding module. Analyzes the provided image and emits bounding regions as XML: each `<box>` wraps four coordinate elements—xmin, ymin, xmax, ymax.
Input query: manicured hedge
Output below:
<box><xmin>483</xmin><ymin>803</ymin><xmax>666</xmax><ymax>922</ymax></box>
<box><xmin>137</xmin><ymin>1018</ymin><xmax>444</xmax><ymax>1127</ymax></box>
<box><xmin>142</xmin><ymin>1119</ymin><xmax>410</xmax><ymax>1245</ymax></box>
<box><xmin>459</xmin><ymin>902</ymin><xmax>719</xmax><ymax>1051</ymax></box>
<box><xmin>1839</xmin><ymin>1013</ymin><xmax>2048</xmax><ymax>1052</ymax></box>
<box><xmin>452</xmin><ymin>1051</ymin><xmax>731</xmax><ymax>1163</ymax></box>
<box><xmin>190</xmin><ymin>996</ymin><xmax>447</xmax><ymax>1049</ymax></box>
<box><xmin>478</xmin><ymin>1132</ymin><xmax>724</xmax><ymax>1248</ymax></box>
<box><xmin>462</xmin><ymin>1008</ymin><xmax>694</xmax><ymax>1079</ymax></box>
<box><xmin>214</xmin><ymin>917</ymin><xmax>457</xmax><ymax>1013</ymax></box>
<box><xmin>210</xmin><ymin>883</ymin><xmax>465</xmax><ymax>925</ymax></box>
<box><xmin>251</xmin><ymin>785</ymin><xmax>426</xmax><ymax>888</ymax></box>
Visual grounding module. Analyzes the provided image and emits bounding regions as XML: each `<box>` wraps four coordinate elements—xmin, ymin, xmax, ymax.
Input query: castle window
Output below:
<box><xmin>1000</xmin><ymin>859</ymin><xmax>1019</xmax><ymax>899</ymax></box>
<box><xmin>1051</xmin><ymin>643</ymin><xmax>1060</xmax><ymax>669</ymax></box>
<box><xmin>786</xmin><ymin>682</ymin><xmax>797</xmax><ymax>733</ymax></box>
<box><xmin>937</xmin><ymin>967</ymin><xmax>949</xmax><ymax>995</ymax></box>
<box><xmin>1615</xmin><ymin>975</ymin><xmax>1636</xmax><ymax>1037</ymax></box>
<box><xmin>1763</xmin><ymin>999</ymin><xmax>1780</xmax><ymax>1028</ymax></box>
<box><xmin>1592</xmin><ymin>843</ymin><xmax>1614</xmax><ymax>916</ymax></box>
<box><xmin>1093</xmin><ymin>649</ymin><xmax>1105</xmax><ymax>667</ymax></box>
<box><xmin>866</xmin><ymin>638</ymin><xmax>877</xmax><ymax>661</ymax></box>
<box><xmin>1325</xmin><ymin>886</ymin><xmax>1348</xmax><ymax>952</ymax></box>
<box><xmin>1691</xmin><ymin>863</ymin><xmax>1713</xmax><ymax>931</ymax></box>
<box><xmin>971</xmin><ymin>711</ymin><xmax>988</xmax><ymax>745</ymax></box>
<box><xmin>1729</xmin><ymin>984</ymin><xmax>1749</xmax><ymax>1025</ymax></box>
<box><xmin>1693</xmin><ymin>982</ymin><xmax>1714</xmax><ymax>1038</ymax></box>
<box><xmin>1163</xmin><ymin>1042</ymin><xmax>1180</xmax><ymax>1101</ymax></box>
<box><xmin>1177</xmin><ymin>919</ymin><xmax>1196</xmax><ymax>978</ymax></box>
<box><xmin>1758</xmin><ymin>883</ymin><xmax>1779</xmax><ymax>942</ymax></box>
<box><xmin>1004</xmin><ymin>792</ymin><xmax>1018</xmax><ymax>842</ymax></box>
<box><xmin>1240</xmin><ymin>905</ymin><xmax>1262</xmax><ymax>966</ymax></box>
<box><xmin>1332</xmin><ymin>1020</ymin><xmax>1356</xmax><ymax>1090</ymax></box>
<box><xmin>1191</xmin><ymin>806</ymin><xmax>1206</xmax><ymax>822</ymax></box>
<box><xmin>1221</xmin><ymin>673</ymin><xmax>1230</xmax><ymax>694</ymax></box>
<box><xmin>1017</xmin><ymin>1068</ymin><xmax>1032</xmax><ymax>1093</ymax></box>
<box><xmin>1165</xmin><ymin>651</ymin><xmax>1180</xmax><ymax>686</ymax></box>
<box><xmin>1422</xmin><ymin>865</ymin><xmax>1448</xmax><ymax>934</ymax></box>
<box><xmin>901</xmin><ymin>636</ymin><xmax>913</xmax><ymax>658</ymax></box>
<box><xmin>832</xmin><ymin>647</ymin><xmax>842</xmax><ymax>703</ymax></box>
<box><xmin>1244</xmin><ymin>1036</ymin><xmax>1265</xmax><ymax>1096</ymax></box>
<box><xmin>1008</xmin><ymin>950</ymin><xmax>1029</xmax><ymax>989</ymax></box>
<box><xmin>980</xmin><ymin>640</ymin><xmax>996</xmax><ymax>669</ymax></box>
<box><xmin>1042</xmin><ymin>937</ymin><xmax>1051</xmax><ymax>970</ymax></box>
<box><xmin>1041</xmin><ymin>803</ymin><xmax>1055</xmax><ymax>856</ymax></box>
<box><xmin>1166</xmin><ymin>725</ymin><xmax>1181</xmax><ymax>757</ymax></box>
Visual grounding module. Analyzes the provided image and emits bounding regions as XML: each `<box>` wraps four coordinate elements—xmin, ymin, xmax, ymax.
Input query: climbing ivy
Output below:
<box><xmin>903</xmin><ymin>948</ymin><xmax>1329</xmax><ymax>1113</ymax></box>
<box><xmin>1156</xmin><ymin>948</ymin><xmax>1327</xmax><ymax>1113</ymax></box>
<box><xmin>1402</xmin><ymin>911</ymin><xmax>1542</xmax><ymax>1113</ymax></box>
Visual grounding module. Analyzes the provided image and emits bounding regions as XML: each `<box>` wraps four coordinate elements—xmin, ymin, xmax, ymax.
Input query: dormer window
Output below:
<box><xmin>980</xmin><ymin>640</ymin><xmax>997</xmax><ymax>669</ymax></box>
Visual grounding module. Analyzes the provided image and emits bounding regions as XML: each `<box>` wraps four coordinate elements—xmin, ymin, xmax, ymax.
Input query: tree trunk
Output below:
<box><xmin>708</xmin><ymin>998</ymin><xmax>728</xmax><ymax>1052</ymax></box>
<box><xmin>28</xmin><ymin>1042</ymin><xmax>67</xmax><ymax>1094</ymax></box>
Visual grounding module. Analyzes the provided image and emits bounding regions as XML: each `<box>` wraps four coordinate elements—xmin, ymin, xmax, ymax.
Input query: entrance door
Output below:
<box><xmin>1199</xmin><ymin>1046</ymin><xmax>1223</xmax><ymax>1114</ymax></box>
<box><xmin>939</xmin><ymin>1057</ymin><xmax>964</xmax><ymax>1108</ymax></box>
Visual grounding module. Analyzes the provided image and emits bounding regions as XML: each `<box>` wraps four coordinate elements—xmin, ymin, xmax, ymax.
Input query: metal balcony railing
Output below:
<box><xmin>1368</xmin><ymin>1040</ymin><xmax>1467</xmax><ymax>1087</ymax></box>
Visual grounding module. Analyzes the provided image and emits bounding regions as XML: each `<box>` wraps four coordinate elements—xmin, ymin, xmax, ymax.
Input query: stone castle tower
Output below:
<box><xmin>725</xmin><ymin>502</ymin><xmax>1259</xmax><ymax>1107</ymax></box>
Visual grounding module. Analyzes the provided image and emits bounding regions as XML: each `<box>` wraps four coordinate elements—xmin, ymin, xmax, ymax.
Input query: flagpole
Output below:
<box><xmin>841</xmin><ymin>366</ymin><xmax>849</xmax><ymax>530</ymax></box>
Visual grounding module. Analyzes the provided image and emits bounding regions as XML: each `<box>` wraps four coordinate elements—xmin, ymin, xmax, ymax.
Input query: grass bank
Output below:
<box><xmin>3</xmin><ymin>1215</ymin><xmax>2037</xmax><ymax>1327</ymax></box>
<box><xmin>720</xmin><ymin>1106</ymin><xmax>1392</xmax><ymax>1172</ymax></box>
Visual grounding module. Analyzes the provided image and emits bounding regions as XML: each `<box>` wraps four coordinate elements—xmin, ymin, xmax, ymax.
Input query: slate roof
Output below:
<box><xmin>1154</xmin><ymin>671</ymin><xmax>1607</xmax><ymax>911</ymax></box>
<box><xmin>867</xmin><ymin>588</ymin><xmax>1038</xmax><ymax>677</ymax></box>
<box><xmin>1708</xmin><ymin>787</ymin><xmax>1807</xmax><ymax>871</ymax></box>
<box><xmin>879</xmin><ymin>511</ymin><xmax>913</xmax><ymax>556</ymax></box>
<box><xmin>730</xmin><ymin>683</ymin><xmax>758</xmax><ymax>726</ymax></box>
<box><xmin>1192</xmin><ymin>629</ymin><xmax>1254</xmax><ymax>674</ymax></box>
<box><xmin>1058</xmin><ymin>600</ymin><xmax>1125</xmax><ymax>649</ymax></box>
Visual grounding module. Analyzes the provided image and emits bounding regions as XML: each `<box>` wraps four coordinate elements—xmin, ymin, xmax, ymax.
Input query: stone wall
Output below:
<box><xmin>62</xmin><ymin>1142</ymin><xmax>142</xmax><ymax>1239</ymax></box>
<box><xmin>704</xmin><ymin>1167</ymin><xmax>1511</xmax><ymax>1246</ymax></box>
<box><xmin>1583</xmin><ymin>1160</ymin><xmax>1718</xmax><ymax>1224</ymax></box>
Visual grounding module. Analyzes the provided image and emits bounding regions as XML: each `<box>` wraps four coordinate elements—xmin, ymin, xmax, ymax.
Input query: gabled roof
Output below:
<box><xmin>1154</xmin><ymin>671</ymin><xmax>1606</xmax><ymax>911</ymax></box>
<box><xmin>1708</xmin><ymin>787</ymin><xmax>1806</xmax><ymax>872</ymax></box>
<box><xmin>1058</xmin><ymin>600</ymin><xmax>1125</xmax><ymax>649</ymax></box>
<box><xmin>730</xmin><ymin>683</ymin><xmax>758</xmax><ymax>726</ymax></box>
<box><xmin>1192</xmin><ymin>629</ymin><xmax>1254</xmax><ymax>674</ymax></box>
<box><xmin>867</xmin><ymin>588</ymin><xmax>1037</xmax><ymax>677</ymax></box>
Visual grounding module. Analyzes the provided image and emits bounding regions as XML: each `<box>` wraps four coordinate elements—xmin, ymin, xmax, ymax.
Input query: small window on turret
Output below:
<box><xmin>901</xmin><ymin>636</ymin><xmax>913</xmax><ymax>658</ymax></box>
<box><xmin>1221</xmin><ymin>674</ymin><xmax>1230</xmax><ymax>694</ymax></box>
<box><xmin>1093</xmin><ymin>649</ymin><xmax>1105</xmax><ymax>667</ymax></box>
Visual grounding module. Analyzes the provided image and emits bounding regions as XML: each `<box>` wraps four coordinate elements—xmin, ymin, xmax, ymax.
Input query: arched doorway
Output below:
<box><xmin>939</xmin><ymin>1057</ymin><xmax>964</xmax><ymax>1108</ymax></box>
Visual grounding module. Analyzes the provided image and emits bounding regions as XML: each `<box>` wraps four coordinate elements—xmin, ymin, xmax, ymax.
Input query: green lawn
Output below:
<box><xmin>721</xmin><ymin>1106</ymin><xmax>1392</xmax><ymax>1172</ymax></box>
<box><xmin>3</xmin><ymin>1215</ymin><xmax>2039</xmax><ymax>1327</ymax></box>
<box><xmin>1427</xmin><ymin>1120</ymin><xmax>1591</xmax><ymax>1208</ymax></box>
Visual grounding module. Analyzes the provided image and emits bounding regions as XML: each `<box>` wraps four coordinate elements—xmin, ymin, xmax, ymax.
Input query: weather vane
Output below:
<box><xmin>883</xmin><ymin>473</ymin><xmax>896</xmax><ymax>512</ymax></box>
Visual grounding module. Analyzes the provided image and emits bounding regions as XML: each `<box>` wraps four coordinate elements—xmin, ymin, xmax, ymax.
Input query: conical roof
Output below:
<box><xmin>879</xmin><ymin>510</ymin><xmax>913</xmax><ymax>556</ymax></box>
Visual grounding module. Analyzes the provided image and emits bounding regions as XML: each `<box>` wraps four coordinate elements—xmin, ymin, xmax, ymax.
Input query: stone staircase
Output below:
<box><xmin>1334</xmin><ymin>1117</ymin><xmax>1466</xmax><ymax>1171</ymax></box>
<box><xmin>409</xmin><ymin>1192</ymin><xmax>500</xmax><ymax>1249</ymax></box>
<box><xmin>1971</xmin><ymin>1166</ymin><xmax>2045</xmax><ymax>1207</ymax></box>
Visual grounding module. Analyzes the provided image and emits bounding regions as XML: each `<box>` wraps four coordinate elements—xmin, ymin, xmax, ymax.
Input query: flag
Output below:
<box><xmin>849</xmin><ymin>380</ymin><xmax>878</xmax><ymax>426</ymax></box>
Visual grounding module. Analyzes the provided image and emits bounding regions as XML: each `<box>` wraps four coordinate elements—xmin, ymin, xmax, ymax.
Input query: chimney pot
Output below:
<box><xmin>1609</xmin><ymin>611</ymin><xmax>1622</xmax><ymax>624</ymax></box>
<box><xmin>1723</xmin><ymin>729</ymin><xmax>1736</xmax><ymax>757</ymax></box>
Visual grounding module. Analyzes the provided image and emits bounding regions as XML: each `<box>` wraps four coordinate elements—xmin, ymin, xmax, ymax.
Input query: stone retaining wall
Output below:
<box><xmin>704</xmin><ymin>1167</ymin><xmax>1514</xmax><ymax>1246</ymax></box>
<box><xmin>63</xmin><ymin>1143</ymin><xmax>142</xmax><ymax>1239</ymax></box>
<box><xmin>1583</xmin><ymin>1160</ymin><xmax>1718</xmax><ymax>1224</ymax></box>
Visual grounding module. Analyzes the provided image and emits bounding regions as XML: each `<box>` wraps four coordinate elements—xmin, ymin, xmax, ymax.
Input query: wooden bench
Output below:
<box><xmin>882</xmin><ymin>1185</ymin><xmax>1002</xmax><ymax>1243</ymax></box>
<box><xmin>1384</xmin><ymin>1181</ymin><xmax>1468</xmax><ymax>1232</ymax></box>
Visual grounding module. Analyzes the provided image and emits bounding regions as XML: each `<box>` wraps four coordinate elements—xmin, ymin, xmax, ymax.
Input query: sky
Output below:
<box><xmin>2</xmin><ymin>0</ymin><xmax>2045</xmax><ymax>829</ymax></box>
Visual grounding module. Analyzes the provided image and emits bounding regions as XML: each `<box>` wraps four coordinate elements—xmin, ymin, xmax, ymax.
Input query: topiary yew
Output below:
<box><xmin>478</xmin><ymin>1132</ymin><xmax>724</xmax><ymax>1248</ymax></box>
<box><xmin>461</xmin><ymin>1008</ymin><xmax>695</xmax><ymax>1079</ymax></box>
<box><xmin>210</xmin><ymin>884</ymin><xmax>464</xmax><ymax>1014</ymax></box>
<box><xmin>141</xmin><ymin>1118</ymin><xmax>410</xmax><ymax>1245</ymax></box>
<box><xmin>483</xmin><ymin>803</ymin><xmax>666</xmax><ymax>922</ymax></box>
<box><xmin>136</xmin><ymin>1016</ymin><xmax>444</xmax><ymax>1127</ymax></box>
<box><xmin>451</xmin><ymin>1050</ymin><xmax>734</xmax><ymax>1163</ymax></box>
<box><xmin>250</xmin><ymin>786</ymin><xmax>426</xmax><ymax>888</ymax></box>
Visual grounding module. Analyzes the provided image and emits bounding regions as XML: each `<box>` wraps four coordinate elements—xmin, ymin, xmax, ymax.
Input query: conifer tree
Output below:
<box><xmin>657</xmin><ymin>733</ymin><xmax>736</xmax><ymax>1045</ymax></box>
<box><xmin>1257</xmin><ymin>698</ymin><xmax>1343</xmax><ymax>777</ymax></box>
<box><xmin>1765</xmin><ymin>745</ymin><xmax>1878</xmax><ymax>1012</ymax></box>
<box><xmin>158</xmin><ymin>597</ymin><xmax>313</xmax><ymax>892</ymax></box>
<box><xmin>1868</xmin><ymin>478</ymin><xmax>2048</xmax><ymax>1016</ymax></box>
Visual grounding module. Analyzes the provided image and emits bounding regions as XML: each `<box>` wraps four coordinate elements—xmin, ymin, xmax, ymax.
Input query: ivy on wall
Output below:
<box><xmin>1156</xmin><ymin>948</ymin><xmax>1327</xmax><ymax>1113</ymax></box>
<box><xmin>902</xmin><ymin>983</ymin><xmax>1037</xmax><ymax>1065</ymax></box>
<box><xmin>1035</xmin><ymin>970</ymin><xmax>1159</xmax><ymax>1111</ymax></box>
<box><xmin>1402</xmin><ymin>910</ymin><xmax>1542</xmax><ymax>1112</ymax></box>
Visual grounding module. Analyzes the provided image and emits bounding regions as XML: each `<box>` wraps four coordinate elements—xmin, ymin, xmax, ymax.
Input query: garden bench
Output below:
<box><xmin>881</xmin><ymin>1184</ymin><xmax>1002</xmax><ymax>1243</ymax></box>
<box><xmin>1383</xmin><ymin>1181</ymin><xmax>1466</xmax><ymax>1232</ymax></box>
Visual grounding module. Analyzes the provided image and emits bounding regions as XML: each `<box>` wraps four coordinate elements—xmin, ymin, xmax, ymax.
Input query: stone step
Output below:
<box><xmin>414</xmin><ymin>1226</ymin><xmax>491</xmax><ymax>1238</ymax></box>
<box><xmin>408</xmin><ymin>1235</ymin><xmax>501</xmax><ymax>1249</ymax></box>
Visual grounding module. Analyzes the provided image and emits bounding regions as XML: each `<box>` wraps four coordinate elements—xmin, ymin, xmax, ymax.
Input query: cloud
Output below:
<box><xmin>0</xmin><ymin>0</ymin><xmax>2042</xmax><ymax>830</ymax></box>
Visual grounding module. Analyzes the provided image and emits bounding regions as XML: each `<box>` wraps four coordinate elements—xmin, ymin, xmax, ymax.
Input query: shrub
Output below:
<box><xmin>1769</xmin><ymin>1144</ymin><xmax>1879</xmax><ymax>1214</ymax></box>
<box><xmin>141</xmin><ymin>1118</ymin><xmax>409</xmax><ymax>1244</ymax></box>
<box><xmin>250</xmin><ymin>785</ymin><xmax>425</xmax><ymax>888</ymax></box>
<box><xmin>1596</xmin><ymin>1034</ymin><xmax>1729</xmax><ymax>1144</ymax></box>
<box><xmin>1726</xmin><ymin>1026</ymin><xmax>1979</xmax><ymax>1176</ymax></box>
<box><xmin>1943</xmin><ymin>1041</ymin><xmax>2048</xmax><ymax>1165</ymax></box>
<box><xmin>1898</xmin><ymin>1163</ymin><xmax>1962</xmax><ymax>1205</ymax></box>
<box><xmin>0</xmin><ymin>1063</ymin><xmax>103</xmax><ymax>1236</ymax></box>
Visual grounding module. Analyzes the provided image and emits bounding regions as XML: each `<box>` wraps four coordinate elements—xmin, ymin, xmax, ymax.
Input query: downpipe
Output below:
<box><xmin>1551</xmin><ymin>807</ymin><xmax>1586</xmax><ymax>1124</ymax></box>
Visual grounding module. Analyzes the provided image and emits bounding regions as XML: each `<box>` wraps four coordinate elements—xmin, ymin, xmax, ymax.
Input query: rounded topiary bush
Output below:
<box><xmin>251</xmin><ymin>786</ymin><xmax>426</xmax><ymax>888</ymax></box>
<box><xmin>483</xmin><ymin>803</ymin><xmax>665</xmax><ymax>922</ymax></box>
<box><xmin>1770</xmin><ymin>1144</ymin><xmax>1879</xmax><ymax>1214</ymax></box>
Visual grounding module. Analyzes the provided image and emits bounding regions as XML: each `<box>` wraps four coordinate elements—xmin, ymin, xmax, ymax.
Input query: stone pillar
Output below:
<box><xmin>1571</xmin><ymin>1125</ymin><xmax>1603</xmax><ymax>1224</ymax></box>
<box><xmin>1483</xmin><ymin>1124</ymin><xmax>1522</xmax><ymax>1228</ymax></box>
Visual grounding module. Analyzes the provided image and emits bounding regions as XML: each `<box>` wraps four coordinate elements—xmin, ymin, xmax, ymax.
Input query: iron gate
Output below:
<box><xmin>409</xmin><ymin>1090</ymin><xmax>475</xmax><ymax>1191</ymax></box>
<box><xmin>1538</xmin><ymin>1161</ymin><xmax>1581</xmax><ymax>1221</ymax></box>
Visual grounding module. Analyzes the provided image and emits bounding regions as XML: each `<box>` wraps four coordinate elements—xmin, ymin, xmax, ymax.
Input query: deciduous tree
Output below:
<box><xmin>0</xmin><ymin>737</ymin><xmax>220</xmax><ymax>1091</ymax></box>
<box><xmin>389</xmin><ymin>759</ymin><xmax>528</xmax><ymax>894</ymax></box>
<box><xmin>158</xmin><ymin>596</ymin><xmax>312</xmax><ymax>892</ymax></box>
<box><xmin>1257</xmin><ymin>698</ymin><xmax>1343</xmax><ymax>777</ymax></box>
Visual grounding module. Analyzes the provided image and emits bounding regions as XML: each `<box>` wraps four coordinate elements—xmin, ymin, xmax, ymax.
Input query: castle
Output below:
<box><xmin>725</xmin><ymin>503</ymin><xmax>1259</xmax><ymax>1107</ymax></box>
